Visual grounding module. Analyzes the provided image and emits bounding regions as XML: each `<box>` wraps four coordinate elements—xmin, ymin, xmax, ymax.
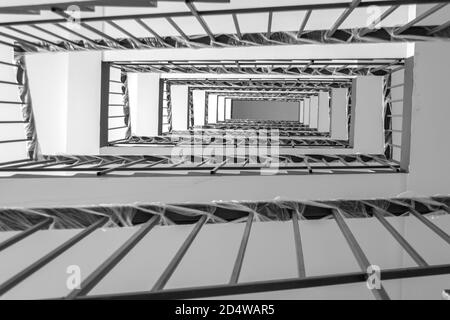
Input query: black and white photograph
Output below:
<box><xmin>0</xmin><ymin>0</ymin><xmax>449</xmax><ymax>307</ymax></box>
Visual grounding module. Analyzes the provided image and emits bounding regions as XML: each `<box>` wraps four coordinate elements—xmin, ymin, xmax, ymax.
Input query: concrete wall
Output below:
<box><xmin>0</xmin><ymin>174</ymin><xmax>406</xmax><ymax>208</ymax></box>
<box><xmin>26</xmin><ymin>51</ymin><xmax>102</xmax><ymax>155</ymax></box>
<box><xmin>171</xmin><ymin>85</ymin><xmax>188</xmax><ymax>131</ymax></box>
<box><xmin>303</xmin><ymin>98</ymin><xmax>310</xmax><ymax>125</ymax></box>
<box><xmin>225</xmin><ymin>98</ymin><xmax>232</xmax><ymax>120</ymax></box>
<box><xmin>330</xmin><ymin>88</ymin><xmax>348</xmax><ymax>140</ymax></box>
<box><xmin>217</xmin><ymin>96</ymin><xmax>226</xmax><ymax>122</ymax></box>
<box><xmin>193</xmin><ymin>90</ymin><xmax>206</xmax><ymax>126</ymax></box>
<box><xmin>309</xmin><ymin>96</ymin><xmax>319</xmax><ymax>129</ymax></box>
<box><xmin>232</xmin><ymin>100</ymin><xmax>299</xmax><ymax>121</ymax></box>
<box><xmin>318</xmin><ymin>92</ymin><xmax>330</xmax><ymax>132</ymax></box>
<box><xmin>105</xmin><ymin>43</ymin><xmax>411</xmax><ymax>63</ymax></box>
<box><xmin>350</xmin><ymin>77</ymin><xmax>384</xmax><ymax>153</ymax></box>
<box><xmin>65</xmin><ymin>52</ymin><xmax>102</xmax><ymax>154</ymax></box>
<box><xmin>207</xmin><ymin>94</ymin><xmax>218</xmax><ymax>124</ymax></box>
<box><xmin>299</xmin><ymin>101</ymin><xmax>304</xmax><ymax>123</ymax></box>
<box><xmin>128</xmin><ymin>73</ymin><xmax>160</xmax><ymax>137</ymax></box>
<box><xmin>26</xmin><ymin>52</ymin><xmax>68</xmax><ymax>155</ymax></box>
<box><xmin>406</xmin><ymin>42</ymin><xmax>450</xmax><ymax>196</ymax></box>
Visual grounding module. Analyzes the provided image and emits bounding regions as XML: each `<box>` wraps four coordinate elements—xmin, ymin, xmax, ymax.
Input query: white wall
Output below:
<box><xmin>406</xmin><ymin>42</ymin><xmax>450</xmax><ymax>195</ymax></box>
<box><xmin>65</xmin><ymin>52</ymin><xmax>102</xmax><ymax>154</ymax></box>
<box><xmin>26</xmin><ymin>52</ymin><xmax>68</xmax><ymax>155</ymax></box>
<box><xmin>0</xmin><ymin>173</ymin><xmax>406</xmax><ymax>208</ymax></box>
<box><xmin>193</xmin><ymin>90</ymin><xmax>206</xmax><ymax>126</ymax></box>
<box><xmin>299</xmin><ymin>100</ymin><xmax>304</xmax><ymax>123</ymax></box>
<box><xmin>232</xmin><ymin>100</ymin><xmax>299</xmax><ymax>121</ymax></box>
<box><xmin>217</xmin><ymin>96</ymin><xmax>226</xmax><ymax>122</ymax></box>
<box><xmin>207</xmin><ymin>94</ymin><xmax>218</xmax><ymax>124</ymax></box>
<box><xmin>318</xmin><ymin>92</ymin><xmax>330</xmax><ymax>133</ymax></box>
<box><xmin>350</xmin><ymin>76</ymin><xmax>385</xmax><ymax>154</ymax></box>
<box><xmin>330</xmin><ymin>88</ymin><xmax>348</xmax><ymax>140</ymax></box>
<box><xmin>171</xmin><ymin>85</ymin><xmax>188</xmax><ymax>131</ymax></box>
<box><xmin>225</xmin><ymin>98</ymin><xmax>232</xmax><ymax>120</ymax></box>
<box><xmin>309</xmin><ymin>96</ymin><xmax>319</xmax><ymax>129</ymax></box>
<box><xmin>27</xmin><ymin>51</ymin><xmax>103</xmax><ymax>155</ymax></box>
<box><xmin>303</xmin><ymin>98</ymin><xmax>310</xmax><ymax>125</ymax></box>
<box><xmin>128</xmin><ymin>73</ymin><xmax>160</xmax><ymax>137</ymax></box>
<box><xmin>105</xmin><ymin>43</ymin><xmax>411</xmax><ymax>62</ymax></box>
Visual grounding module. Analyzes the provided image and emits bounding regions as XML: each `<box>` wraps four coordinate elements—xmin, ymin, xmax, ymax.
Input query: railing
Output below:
<box><xmin>384</xmin><ymin>65</ymin><xmax>406</xmax><ymax>163</ymax></box>
<box><xmin>0</xmin><ymin>1</ymin><xmax>449</xmax><ymax>52</ymax></box>
<box><xmin>161</xmin><ymin>80</ymin><xmax>171</xmax><ymax>133</ymax></box>
<box><xmin>118</xmin><ymin>132</ymin><xmax>348</xmax><ymax>148</ymax></box>
<box><xmin>0</xmin><ymin>153</ymin><xmax>400</xmax><ymax>177</ymax></box>
<box><xmin>0</xmin><ymin>196</ymin><xmax>448</xmax><ymax>299</ymax></box>
<box><xmin>203</xmin><ymin>121</ymin><xmax>315</xmax><ymax>131</ymax></box>
<box><xmin>107</xmin><ymin>112</ymin><xmax>355</xmax><ymax>149</ymax></box>
<box><xmin>0</xmin><ymin>43</ymin><xmax>32</xmax><ymax>163</ymax></box>
<box><xmin>100</xmin><ymin>62</ymin><xmax>130</xmax><ymax>146</ymax></box>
